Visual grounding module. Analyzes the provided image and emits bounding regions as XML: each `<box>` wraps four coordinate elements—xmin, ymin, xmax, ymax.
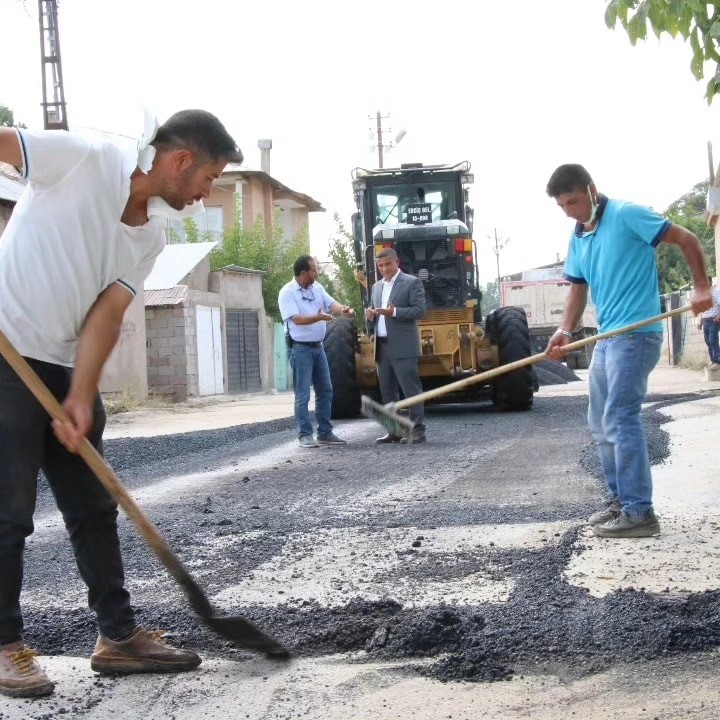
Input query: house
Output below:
<box><xmin>168</xmin><ymin>140</ymin><xmax>325</xmax><ymax>243</ymax></box>
<box><xmin>103</xmin><ymin>242</ymin><xmax>270</xmax><ymax>400</ymax></box>
<box><xmin>138</xmin><ymin>242</ymin><xmax>273</xmax><ymax>400</ymax></box>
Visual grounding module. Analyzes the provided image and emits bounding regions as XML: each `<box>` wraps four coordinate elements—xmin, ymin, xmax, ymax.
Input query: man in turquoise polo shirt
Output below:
<box><xmin>545</xmin><ymin>164</ymin><xmax>712</xmax><ymax>538</ymax></box>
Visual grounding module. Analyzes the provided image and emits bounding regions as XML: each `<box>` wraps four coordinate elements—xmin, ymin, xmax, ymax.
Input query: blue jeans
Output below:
<box><xmin>0</xmin><ymin>356</ymin><xmax>136</xmax><ymax>645</ymax></box>
<box><xmin>703</xmin><ymin>320</ymin><xmax>720</xmax><ymax>364</ymax></box>
<box><xmin>290</xmin><ymin>344</ymin><xmax>333</xmax><ymax>439</ymax></box>
<box><xmin>587</xmin><ymin>332</ymin><xmax>662</xmax><ymax>517</ymax></box>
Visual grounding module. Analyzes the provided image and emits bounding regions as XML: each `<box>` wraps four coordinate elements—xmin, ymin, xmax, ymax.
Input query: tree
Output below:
<box><xmin>656</xmin><ymin>180</ymin><xmax>716</xmax><ymax>292</ymax></box>
<box><xmin>0</xmin><ymin>105</ymin><xmax>26</xmax><ymax>128</ymax></box>
<box><xmin>605</xmin><ymin>1</ymin><xmax>720</xmax><ymax>102</ymax></box>
<box><xmin>483</xmin><ymin>280</ymin><xmax>501</xmax><ymax>315</ymax></box>
<box><xmin>326</xmin><ymin>213</ymin><xmax>365</xmax><ymax>321</ymax></box>
<box><xmin>210</xmin><ymin>213</ymin><xmax>310</xmax><ymax>322</ymax></box>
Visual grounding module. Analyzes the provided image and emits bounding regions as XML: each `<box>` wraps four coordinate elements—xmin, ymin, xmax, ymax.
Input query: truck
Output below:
<box><xmin>500</xmin><ymin>275</ymin><xmax>598</xmax><ymax>369</ymax></box>
<box><xmin>323</xmin><ymin>161</ymin><xmax>536</xmax><ymax>418</ymax></box>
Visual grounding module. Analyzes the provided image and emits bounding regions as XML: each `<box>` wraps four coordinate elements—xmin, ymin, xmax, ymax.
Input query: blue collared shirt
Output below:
<box><xmin>563</xmin><ymin>197</ymin><xmax>670</xmax><ymax>333</ymax></box>
<box><xmin>278</xmin><ymin>279</ymin><xmax>336</xmax><ymax>342</ymax></box>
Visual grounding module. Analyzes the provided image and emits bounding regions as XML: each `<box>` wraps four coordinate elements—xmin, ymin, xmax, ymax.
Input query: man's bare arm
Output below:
<box><xmin>0</xmin><ymin>128</ymin><xmax>24</xmax><ymax>170</ymax></box>
<box><xmin>52</xmin><ymin>283</ymin><xmax>133</xmax><ymax>452</ymax></box>
<box><xmin>546</xmin><ymin>283</ymin><xmax>588</xmax><ymax>359</ymax></box>
<box><xmin>661</xmin><ymin>224</ymin><xmax>712</xmax><ymax>313</ymax></box>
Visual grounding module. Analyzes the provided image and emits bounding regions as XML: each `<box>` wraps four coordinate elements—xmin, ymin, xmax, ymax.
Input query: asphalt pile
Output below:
<box><xmin>21</xmin><ymin>394</ymin><xmax>719</xmax><ymax>687</ymax></box>
<box><xmin>534</xmin><ymin>359</ymin><xmax>582</xmax><ymax>386</ymax></box>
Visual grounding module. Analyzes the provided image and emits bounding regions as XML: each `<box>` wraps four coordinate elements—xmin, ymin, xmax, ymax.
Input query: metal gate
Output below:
<box><xmin>226</xmin><ymin>310</ymin><xmax>261</xmax><ymax>393</ymax></box>
<box><xmin>196</xmin><ymin>305</ymin><xmax>224</xmax><ymax>395</ymax></box>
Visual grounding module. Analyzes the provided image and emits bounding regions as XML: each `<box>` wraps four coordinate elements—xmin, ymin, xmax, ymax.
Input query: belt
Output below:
<box><xmin>376</xmin><ymin>336</ymin><xmax>389</xmax><ymax>343</ymax></box>
<box><xmin>293</xmin><ymin>340</ymin><xmax>323</xmax><ymax>347</ymax></box>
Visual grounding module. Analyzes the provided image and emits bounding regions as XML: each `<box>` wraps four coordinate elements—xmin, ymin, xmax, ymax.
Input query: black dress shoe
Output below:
<box><xmin>400</xmin><ymin>430</ymin><xmax>427</xmax><ymax>444</ymax></box>
<box><xmin>375</xmin><ymin>433</ymin><xmax>402</xmax><ymax>444</ymax></box>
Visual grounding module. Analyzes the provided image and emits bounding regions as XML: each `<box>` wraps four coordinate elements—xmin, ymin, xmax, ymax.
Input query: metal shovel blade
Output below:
<box><xmin>204</xmin><ymin>615</ymin><xmax>290</xmax><ymax>659</ymax></box>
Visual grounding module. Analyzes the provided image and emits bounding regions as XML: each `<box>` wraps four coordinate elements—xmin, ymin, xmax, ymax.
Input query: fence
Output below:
<box><xmin>661</xmin><ymin>291</ymin><xmax>707</xmax><ymax>368</ymax></box>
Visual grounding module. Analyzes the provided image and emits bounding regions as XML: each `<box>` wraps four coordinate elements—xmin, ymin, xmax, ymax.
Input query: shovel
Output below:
<box><xmin>362</xmin><ymin>304</ymin><xmax>693</xmax><ymax>437</ymax></box>
<box><xmin>0</xmin><ymin>330</ymin><xmax>289</xmax><ymax>659</ymax></box>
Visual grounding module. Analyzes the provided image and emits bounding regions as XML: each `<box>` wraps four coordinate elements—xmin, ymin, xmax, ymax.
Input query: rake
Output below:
<box><xmin>362</xmin><ymin>304</ymin><xmax>692</xmax><ymax>438</ymax></box>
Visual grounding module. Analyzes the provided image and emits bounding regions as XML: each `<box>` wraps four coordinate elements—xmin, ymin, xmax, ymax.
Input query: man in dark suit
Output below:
<box><xmin>365</xmin><ymin>248</ymin><xmax>427</xmax><ymax>444</ymax></box>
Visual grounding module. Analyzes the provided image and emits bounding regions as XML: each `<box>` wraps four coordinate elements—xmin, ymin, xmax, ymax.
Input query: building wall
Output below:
<box><xmin>145</xmin><ymin>304</ymin><xmax>191</xmax><ymax>399</ymax></box>
<box><xmin>206</xmin><ymin>186</ymin><xmax>237</xmax><ymax>233</ymax></box>
<box><xmin>276</xmin><ymin>207</ymin><xmax>308</xmax><ymax>242</ymax></box>
<box><xmin>183</xmin><ymin>256</ymin><xmax>212</xmax><ymax>292</ymax></box>
<box><xmin>100</xmin><ymin>290</ymin><xmax>149</xmax><ymax>398</ymax></box>
<box><xmin>206</xmin><ymin>177</ymin><xmax>278</xmax><ymax>233</ymax></box>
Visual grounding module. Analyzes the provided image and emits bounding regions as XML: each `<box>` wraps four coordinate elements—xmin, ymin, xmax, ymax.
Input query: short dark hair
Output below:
<box><xmin>546</xmin><ymin>164</ymin><xmax>593</xmax><ymax>198</ymax></box>
<box><xmin>377</xmin><ymin>248</ymin><xmax>398</xmax><ymax>261</ymax></box>
<box><xmin>293</xmin><ymin>254</ymin><xmax>315</xmax><ymax>276</ymax></box>
<box><xmin>153</xmin><ymin>109</ymin><xmax>243</xmax><ymax>164</ymax></box>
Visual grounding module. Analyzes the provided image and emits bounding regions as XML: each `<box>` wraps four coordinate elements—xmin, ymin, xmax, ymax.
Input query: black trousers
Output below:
<box><xmin>376</xmin><ymin>342</ymin><xmax>425</xmax><ymax>429</ymax></box>
<box><xmin>0</xmin><ymin>356</ymin><xmax>135</xmax><ymax>645</ymax></box>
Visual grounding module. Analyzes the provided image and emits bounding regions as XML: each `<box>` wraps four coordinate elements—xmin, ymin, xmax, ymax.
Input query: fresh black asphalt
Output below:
<box><xmin>19</xmin><ymin>386</ymin><xmax>720</xmax><ymax>688</ymax></box>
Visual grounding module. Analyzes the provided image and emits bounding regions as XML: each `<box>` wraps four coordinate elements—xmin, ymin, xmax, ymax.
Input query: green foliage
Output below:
<box><xmin>483</xmin><ymin>281</ymin><xmax>500</xmax><ymax>314</ymax></box>
<box><xmin>210</xmin><ymin>212</ymin><xmax>310</xmax><ymax>321</ymax></box>
<box><xmin>656</xmin><ymin>180</ymin><xmax>716</xmax><ymax>292</ymax></box>
<box><xmin>183</xmin><ymin>218</ymin><xmax>202</xmax><ymax>243</ymax></box>
<box><xmin>605</xmin><ymin>0</ymin><xmax>720</xmax><ymax>102</ymax></box>
<box><xmin>0</xmin><ymin>105</ymin><xmax>26</xmax><ymax>128</ymax></box>
<box><xmin>326</xmin><ymin>213</ymin><xmax>365</xmax><ymax>322</ymax></box>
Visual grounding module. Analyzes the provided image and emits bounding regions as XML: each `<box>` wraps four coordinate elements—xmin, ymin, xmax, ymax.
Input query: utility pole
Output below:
<box><xmin>369</xmin><ymin>111</ymin><xmax>406</xmax><ymax>169</ymax></box>
<box><xmin>376</xmin><ymin>111</ymin><xmax>384</xmax><ymax>168</ymax></box>
<box><xmin>38</xmin><ymin>0</ymin><xmax>68</xmax><ymax>130</ymax></box>
<box><xmin>492</xmin><ymin>228</ymin><xmax>510</xmax><ymax>306</ymax></box>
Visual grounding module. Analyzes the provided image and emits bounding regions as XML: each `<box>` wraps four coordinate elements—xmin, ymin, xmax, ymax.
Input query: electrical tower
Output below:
<box><xmin>38</xmin><ymin>0</ymin><xmax>68</xmax><ymax>130</ymax></box>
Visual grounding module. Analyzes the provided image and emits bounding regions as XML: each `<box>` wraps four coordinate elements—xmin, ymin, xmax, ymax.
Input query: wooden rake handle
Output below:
<box><xmin>391</xmin><ymin>304</ymin><xmax>693</xmax><ymax>411</ymax></box>
<box><xmin>0</xmin><ymin>330</ymin><xmax>205</xmax><ymax>608</ymax></box>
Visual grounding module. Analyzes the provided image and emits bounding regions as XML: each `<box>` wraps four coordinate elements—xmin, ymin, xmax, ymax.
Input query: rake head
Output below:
<box><xmin>360</xmin><ymin>395</ymin><xmax>414</xmax><ymax>439</ymax></box>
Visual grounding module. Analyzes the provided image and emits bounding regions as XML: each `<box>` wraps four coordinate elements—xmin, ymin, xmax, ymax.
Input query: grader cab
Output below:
<box><xmin>324</xmin><ymin>161</ymin><xmax>535</xmax><ymax>418</ymax></box>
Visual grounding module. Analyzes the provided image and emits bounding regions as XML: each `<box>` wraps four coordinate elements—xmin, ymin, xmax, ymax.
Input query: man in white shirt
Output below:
<box><xmin>278</xmin><ymin>255</ymin><xmax>354</xmax><ymax>447</ymax></box>
<box><xmin>0</xmin><ymin>110</ymin><xmax>242</xmax><ymax>698</ymax></box>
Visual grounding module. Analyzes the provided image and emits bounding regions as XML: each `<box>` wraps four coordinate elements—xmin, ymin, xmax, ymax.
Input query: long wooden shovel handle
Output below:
<box><xmin>392</xmin><ymin>304</ymin><xmax>693</xmax><ymax>411</ymax></box>
<box><xmin>0</xmin><ymin>331</ymin><xmax>210</xmax><ymax>612</ymax></box>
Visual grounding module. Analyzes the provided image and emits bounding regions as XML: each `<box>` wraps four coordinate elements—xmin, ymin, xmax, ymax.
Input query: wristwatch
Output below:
<box><xmin>556</xmin><ymin>328</ymin><xmax>573</xmax><ymax>338</ymax></box>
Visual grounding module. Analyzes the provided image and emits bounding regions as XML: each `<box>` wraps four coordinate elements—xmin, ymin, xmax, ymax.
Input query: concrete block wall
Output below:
<box><xmin>146</xmin><ymin>305</ymin><xmax>193</xmax><ymax>399</ymax></box>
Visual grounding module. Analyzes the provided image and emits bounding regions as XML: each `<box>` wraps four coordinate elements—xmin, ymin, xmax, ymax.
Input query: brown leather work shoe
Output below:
<box><xmin>375</xmin><ymin>433</ymin><xmax>402</xmax><ymax>444</ymax></box>
<box><xmin>0</xmin><ymin>641</ymin><xmax>55</xmax><ymax>698</ymax></box>
<box><xmin>90</xmin><ymin>628</ymin><xmax>201</xmax><ymax>675</ymax></box>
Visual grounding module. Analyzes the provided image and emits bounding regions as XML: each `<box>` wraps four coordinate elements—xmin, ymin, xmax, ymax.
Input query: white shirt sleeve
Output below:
<box><xmin>315</xmin><ymin>282</ymin><xmax>335</xmax><ymax>311</ymax></box>
<box><xmin>278</xmin><ymin>284</ymin><xmax>299</xmax><ymax>322</ymax></box>
<box><xmin>17</xmin><ymin>128</ymin><xmax>91</xmax><ymax>187</ymax></box>
<box><xmin>116</xmin><ymin>230</ymin><xmax>166</xmax><ymax>296</ymax></box>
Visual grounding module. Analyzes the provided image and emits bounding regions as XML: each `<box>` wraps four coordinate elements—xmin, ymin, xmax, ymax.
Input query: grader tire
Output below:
<box><xmin>491</xmin><ymin>307</ymin><xmax>534</xmax><ymax>411</ymax></box>
<box><xmin>324</xmin><ymin>317</ymin><xmax>361</xmax><ymax>419</ymax></box>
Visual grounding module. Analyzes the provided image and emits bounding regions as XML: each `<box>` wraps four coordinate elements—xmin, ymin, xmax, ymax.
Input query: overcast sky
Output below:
<box><xmin>2</xmin><ymin>0</ymin><xmax>719</xmax><ymax>284</ymax></box>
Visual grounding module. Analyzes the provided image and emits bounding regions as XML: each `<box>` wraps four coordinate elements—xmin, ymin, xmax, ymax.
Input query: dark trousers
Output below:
<box><xmin>376</xmin><ymin>342</ymin><xmax>425</xmax><ymax>429</ymax></box>
<box><xmin>703</xmin><ymin>320</ymin><xmax>720</xmax><ymax>364</ymax></box>
<box><xmin>0</xmin><ymin>356</ymin><xmax>136</xmax><ymax>645</ymax></box>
